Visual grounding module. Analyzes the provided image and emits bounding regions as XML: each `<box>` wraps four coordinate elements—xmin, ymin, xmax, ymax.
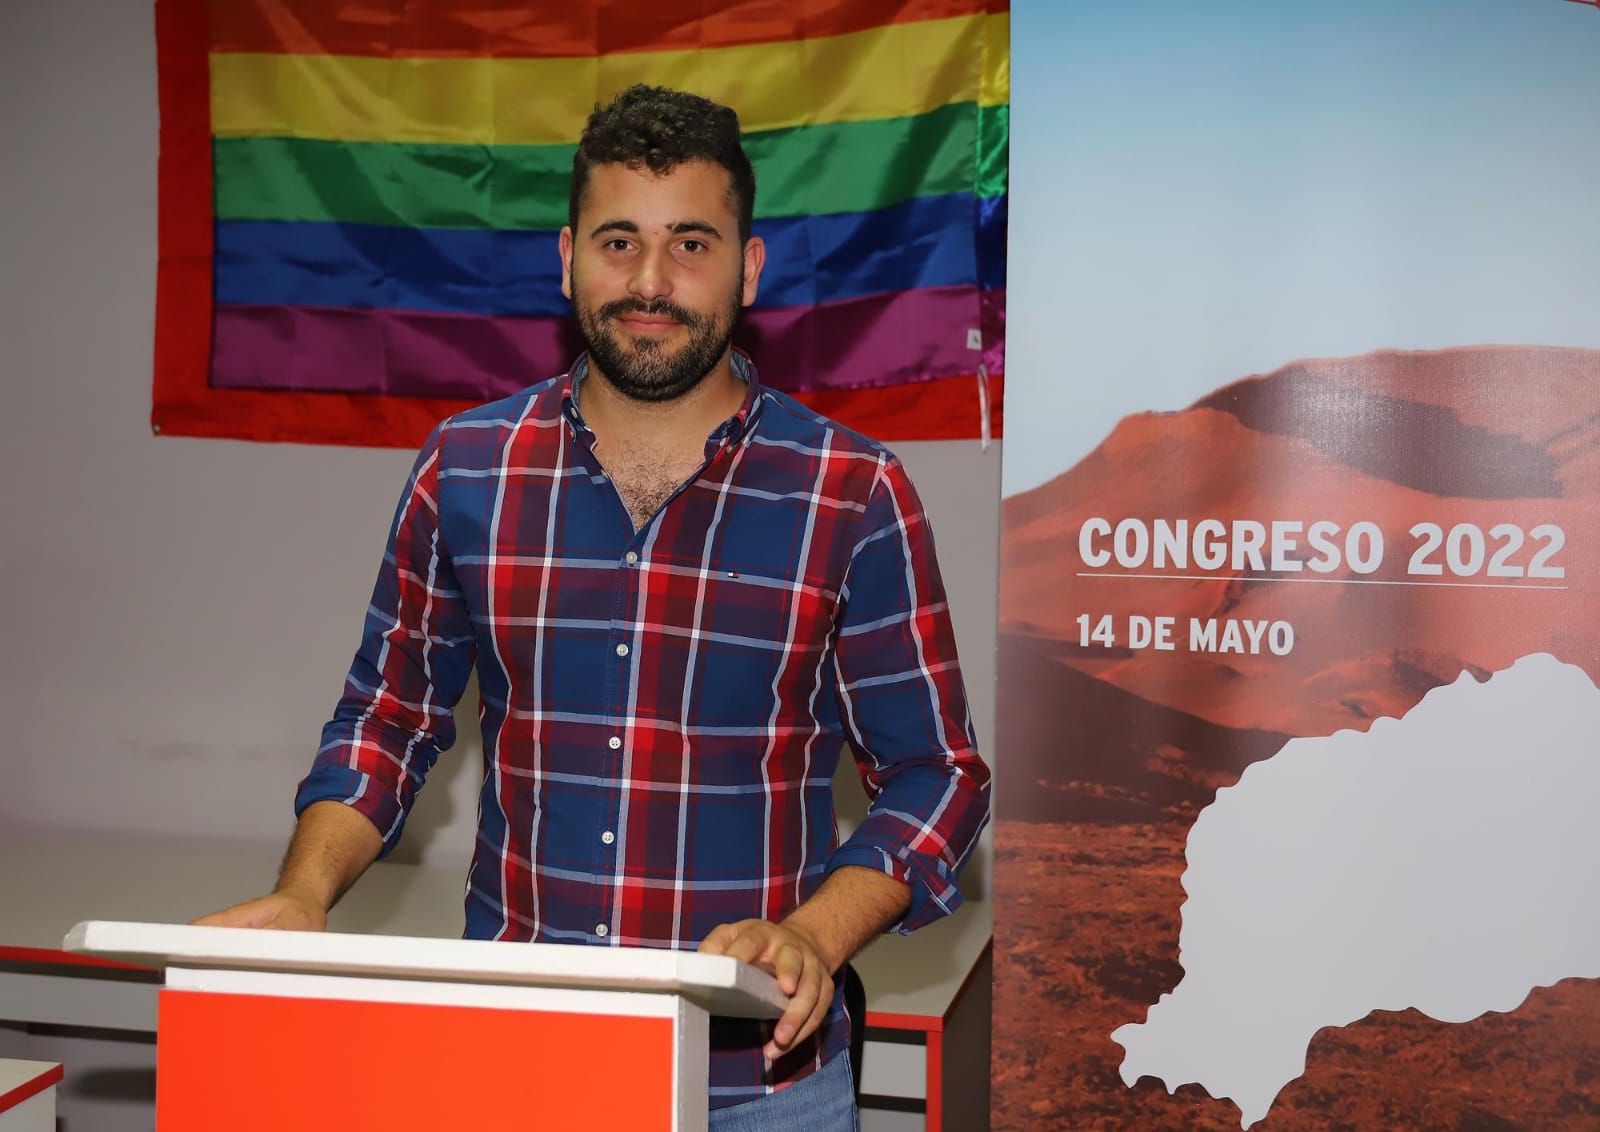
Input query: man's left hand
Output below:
<box><xmin>699</xmin><ymin>919</ymin><xmax>835</xmax><ymax>1060</ymax></box>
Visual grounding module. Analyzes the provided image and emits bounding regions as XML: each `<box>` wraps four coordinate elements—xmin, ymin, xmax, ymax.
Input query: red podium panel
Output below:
<box><xmin>158</xmin><ymin>985</ymin><xmax>673</xmax><ymax>1130</ymax></box>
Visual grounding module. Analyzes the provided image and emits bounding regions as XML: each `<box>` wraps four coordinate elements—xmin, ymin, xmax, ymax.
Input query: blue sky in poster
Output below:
<box><xmin>1003</xmin><ymin>0</ymin><xmax>1600</xmax><ymax>495</ymax></box>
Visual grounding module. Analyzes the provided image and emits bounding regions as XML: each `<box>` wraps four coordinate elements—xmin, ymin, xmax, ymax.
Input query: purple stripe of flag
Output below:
<box><xmin>211</xmin><ymin>286</ymin><xmax>1004</xmax><ymax>400</ymax></box>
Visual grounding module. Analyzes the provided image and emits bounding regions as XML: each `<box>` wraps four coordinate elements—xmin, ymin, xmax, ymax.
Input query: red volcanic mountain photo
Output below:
<box><xmin>993</xmin><ymin>346</ymin><xmax>1600</xmax><ymax>1130</ymax></box>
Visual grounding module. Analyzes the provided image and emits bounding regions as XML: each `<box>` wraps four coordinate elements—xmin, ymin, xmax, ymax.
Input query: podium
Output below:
<box><xmin>65</xmin><ymin>920</ymin><xmax>787</xmax><ymax>1131</ymax></box>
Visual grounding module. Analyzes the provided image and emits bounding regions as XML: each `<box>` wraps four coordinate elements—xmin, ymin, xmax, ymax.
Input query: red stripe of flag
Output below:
<box><xmin>212</xmin><ymin>0</ymin><xmax>996</xmax><ymax>58</ymax></box>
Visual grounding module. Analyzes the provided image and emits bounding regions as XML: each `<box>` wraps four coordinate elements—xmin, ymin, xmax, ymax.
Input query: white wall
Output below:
<box><xmin>1</xmin><ymin>0</ymin><xmax>998</xmax><ymax>896</ymax></box>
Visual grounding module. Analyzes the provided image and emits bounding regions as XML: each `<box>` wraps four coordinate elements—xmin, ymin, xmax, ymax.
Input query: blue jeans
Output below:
<box><xmin>707</xmin><ymin>1052</ymin><xmax>858</xmax><ymax>1132</ymax></box>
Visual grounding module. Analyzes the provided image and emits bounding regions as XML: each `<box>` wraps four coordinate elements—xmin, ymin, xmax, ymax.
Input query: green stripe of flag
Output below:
<box><xmin>214</xmin><ymin>101</ymin><xmax>1008</xmax><ymax>230</ymax></box>
<box><xmin>977</xmin><ymin>103</ymin><xmax>1009</xmax><ymax>202</ymax></box>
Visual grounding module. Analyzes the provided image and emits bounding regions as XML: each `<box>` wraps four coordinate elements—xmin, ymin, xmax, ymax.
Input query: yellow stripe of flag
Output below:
<box><xmin>982</xmin><ymin>10</ymin><xmax>1009</xmax><ymax>111</ymax></box>
<box><xmin>212</xmin><ymin>13</ymin><xmax>1010</xmax><ymax>145</ymax></box>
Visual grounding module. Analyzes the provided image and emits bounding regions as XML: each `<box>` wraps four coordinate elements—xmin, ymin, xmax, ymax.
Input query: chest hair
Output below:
<box><xmin>602</xmin><ymin>442</ymin><xmax>706</xmax><ymax>530</ymax></box>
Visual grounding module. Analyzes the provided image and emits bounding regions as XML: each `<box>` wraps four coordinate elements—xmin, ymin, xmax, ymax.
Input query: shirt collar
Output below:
<box><xmin>560</xmin><ymin>349</ymin><xmax>765</xmax><ymax>445</ymax></box>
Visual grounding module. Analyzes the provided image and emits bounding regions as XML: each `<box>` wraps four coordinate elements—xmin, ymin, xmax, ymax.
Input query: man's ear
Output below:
<box><xmin>559</xmin><ymin>226</ymin><xmax>574</xmax><ymax>300</ymax></box>
<box><xmin>741</xmin><ymin>235</ymin><xmax>766</xmax><ymax>308</ymax></box>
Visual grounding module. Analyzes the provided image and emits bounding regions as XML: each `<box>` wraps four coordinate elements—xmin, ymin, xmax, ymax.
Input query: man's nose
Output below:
<box><xmin>628</xmin><ymin>245</ymin><xmax>673</xmax><ymax>301</ymax></box>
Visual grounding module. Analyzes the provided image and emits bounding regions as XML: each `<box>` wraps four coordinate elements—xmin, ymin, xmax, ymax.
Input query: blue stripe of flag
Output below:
<box><xmin>215</xmin><ymin>193</ymin><xmax>990</xmax><ymax>316</ymax></box>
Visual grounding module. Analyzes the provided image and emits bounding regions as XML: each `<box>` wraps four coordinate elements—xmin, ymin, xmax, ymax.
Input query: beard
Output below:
<box><xmin>573</xmin><ymin>274</ymin><xmax>744</xmax><ymax>404</ymax></box>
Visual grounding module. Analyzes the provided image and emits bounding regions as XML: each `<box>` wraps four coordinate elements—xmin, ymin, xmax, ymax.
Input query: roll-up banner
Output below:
<box><xmin>994</xmin><ymin>2</ymin><xmax>1598</xmax><ymax>1129</ymax></box>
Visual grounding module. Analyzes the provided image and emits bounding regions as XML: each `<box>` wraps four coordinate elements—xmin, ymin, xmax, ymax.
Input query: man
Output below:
<box><xmin>197</xmin><ymin>85</ymin><xmax>990</xmax><ymax>1129</ymax></box>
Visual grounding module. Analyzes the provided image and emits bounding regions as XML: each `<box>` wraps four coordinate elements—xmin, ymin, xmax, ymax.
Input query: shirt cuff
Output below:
<box><xmin>293</xmin><ymin>764</ymin><xmax>405</xmax><ymax>859</ymax></box>
<box><xmin>823</xmin><ymin>838</ymin><xmax>964</xmax><ymax>935</ymax></box>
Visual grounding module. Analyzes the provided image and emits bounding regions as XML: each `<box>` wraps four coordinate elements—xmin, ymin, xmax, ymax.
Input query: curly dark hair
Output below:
<box><xmin>570</xmin><ymin>84</ymin><xmax>757</xmax><ymax>243</ymax></box>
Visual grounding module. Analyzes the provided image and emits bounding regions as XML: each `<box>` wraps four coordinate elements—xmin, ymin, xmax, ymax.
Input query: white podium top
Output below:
<box><xmin>65</xmin><ymin>920</ymin><xmax>786</xmax><ymax>1019</ymax></box>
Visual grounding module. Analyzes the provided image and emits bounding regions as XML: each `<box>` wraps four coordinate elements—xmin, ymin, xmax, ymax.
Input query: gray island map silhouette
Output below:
<box><xmin>1112</xmin><ymin>653</ymin><xmax>1600</xmax><ymax>1127</ymax></box>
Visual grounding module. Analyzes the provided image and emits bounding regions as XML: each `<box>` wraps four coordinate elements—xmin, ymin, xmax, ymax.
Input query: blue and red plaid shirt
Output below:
<box><xmin>295</xmin><ymin>353</ymin><xmax>991</xmax><ymax>1106</ymax></box>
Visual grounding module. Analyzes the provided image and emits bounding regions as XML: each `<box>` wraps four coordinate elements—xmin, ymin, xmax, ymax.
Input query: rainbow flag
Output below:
<box><xmin>153</xmin><ymin>1</ymin><xmax>1009</xmax><ymax>447</ymax></box>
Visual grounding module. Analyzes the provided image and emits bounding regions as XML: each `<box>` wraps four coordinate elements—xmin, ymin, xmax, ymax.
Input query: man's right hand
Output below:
<box><xmin>190</xmin><ymin>888</ymin><xmax>328</xmax><ymax>931</ymax></box>
<box><xmin>188</xmin><ymin>801</ymin><xmax>383</xmax><ymax>932</ymax></box>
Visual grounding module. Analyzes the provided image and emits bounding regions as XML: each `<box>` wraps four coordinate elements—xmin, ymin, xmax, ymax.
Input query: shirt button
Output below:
<box><xmin>608</xmin><ymin>736</ymin><xmax>622</xmax><ymax>750</ymax></box>
<box><xmin>595</xmin><ymin>924</ymin><xmax>609</xmax><ymax>938</ymax></box>
<box><xmin>625</xmin><ymin>552</ymin><xmax>639</xmax><ymax>566</ymax></box>
<box><xmin>615</xmin><ymin>643</ymin><xmax>630</xmax><ymax>657</ymax></box>
<box><xmin>601</xmin><ymin>830</ymin><xmax>615</xmax><ymax>845</ymax></box>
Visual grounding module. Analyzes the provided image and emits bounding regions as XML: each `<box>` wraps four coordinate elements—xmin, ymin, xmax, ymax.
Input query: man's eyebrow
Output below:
<box><xmin>586</xmin><ymin>219</ymin><xmax>724</xmax><ymax>240</ymax></box>
<box><xmin>589</xmin><ymin>219</ymin><xmax>639</xmax><ymax>239</ymax></box>
<box><xmin>668</xmin><ymin>220</ymin><xmax>723</xmax><ymax>239</ymax></box>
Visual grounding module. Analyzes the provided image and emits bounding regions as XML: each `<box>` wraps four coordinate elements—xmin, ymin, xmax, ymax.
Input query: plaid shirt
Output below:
<box><xmin>296</xmin><ymin>353</ymin><xmax>990</xmax><ymax>1105</ymax></box>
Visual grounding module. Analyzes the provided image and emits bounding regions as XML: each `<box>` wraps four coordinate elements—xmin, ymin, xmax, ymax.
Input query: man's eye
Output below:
<box><xmin>680</xmin><ymin>240</ymin><xmax>705</xmax><ymax>254</ymax></box>
<box><xmin>605</xmin><ymin>239</ymin><xmax>631</xmax><ymax>252</ymax></box>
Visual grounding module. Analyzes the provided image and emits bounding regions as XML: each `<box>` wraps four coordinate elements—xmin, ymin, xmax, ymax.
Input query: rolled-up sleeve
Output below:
<box><xmin>827</xmin><ymin>454</ymin><xmax>991</xmax><ymax>932</ymax></box>
<box><xmin>293</xmin><ymin>425</ymin><xmax>477</xmax><ymax>856</ymax></box>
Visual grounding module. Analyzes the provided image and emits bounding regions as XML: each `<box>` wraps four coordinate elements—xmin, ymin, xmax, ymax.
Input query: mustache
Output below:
<box><xmin>597</xmin><ymin>298</ymin><xmax>699</xmax><ymax>325</ymax></box>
